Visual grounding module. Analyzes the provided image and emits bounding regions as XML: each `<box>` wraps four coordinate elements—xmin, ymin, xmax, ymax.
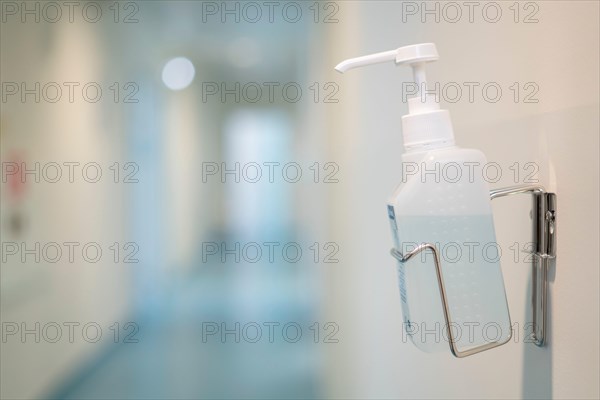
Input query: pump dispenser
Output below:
<box><xmin>336</xmin><ymin>43</ymin><xmax>454</xmax><ymax>148</ymax></box>
<box><xmin>336</xmin><ymin>43</ymin><xmax>512</xmax><ymax>354</ymax></box>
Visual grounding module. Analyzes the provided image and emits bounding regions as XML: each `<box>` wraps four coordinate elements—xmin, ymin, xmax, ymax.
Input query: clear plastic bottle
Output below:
<box><xmin>337</xmin><ymin>43</ymin><xmax>512</xmax><ymax>353</ymax></box>
<box><xmin>388</xmin><ymin>144</ymin><xmax>511</xmax><ymax>352</ymax></box>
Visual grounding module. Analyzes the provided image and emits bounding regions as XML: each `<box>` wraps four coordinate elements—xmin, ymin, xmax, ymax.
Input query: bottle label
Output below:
<box><xmin>387</xmin><ymin>205</ymin><xmax>409</xmax><ymax>306</ymax></box>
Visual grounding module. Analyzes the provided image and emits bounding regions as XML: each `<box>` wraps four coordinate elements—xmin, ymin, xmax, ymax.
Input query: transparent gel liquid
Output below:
<box><xmin>391</xmin><ymin>213</ymin><xmax>511</xmax><ymax>353</ymax></box>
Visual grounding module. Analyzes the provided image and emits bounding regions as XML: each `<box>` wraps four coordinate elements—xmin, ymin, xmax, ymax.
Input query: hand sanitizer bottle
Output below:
<box><xmin>336</xmin><ymin>43</ymin><xmax>512</xmax><ymax>353</ymax></box>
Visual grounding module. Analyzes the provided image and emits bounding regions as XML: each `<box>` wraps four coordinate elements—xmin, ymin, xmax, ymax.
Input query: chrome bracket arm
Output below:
<box><xmin>489</xmin><ymin>185</ymin><xmax>556</xmax><ymax>346</ymax></box>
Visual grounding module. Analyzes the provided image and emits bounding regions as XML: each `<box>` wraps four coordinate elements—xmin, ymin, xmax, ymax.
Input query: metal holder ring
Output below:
<box><xmin>390</xmin><ymin>184</ymin><xmax>556</xmax><ymax>357</ymax></box>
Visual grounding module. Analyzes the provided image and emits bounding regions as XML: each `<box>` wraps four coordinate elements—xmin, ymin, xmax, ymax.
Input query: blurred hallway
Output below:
<box><xmin>2</xmin><ymin>2</ymin><xmax>333</xmax><ymax>398</ymax></box>
<box><xmin>53</xmin><ymin>264</ymin><xmax>321</xmax><ymax>399</ymax></box>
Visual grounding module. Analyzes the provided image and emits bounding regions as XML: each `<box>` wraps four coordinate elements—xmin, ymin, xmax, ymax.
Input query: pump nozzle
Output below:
<box><xmin>335</xmin><ymin>43</ymin><xmax>438</xmax><ymax>86</ymax></box>
<box><xmin>335</xmin><ymin>43</ymin><xmax>455</xmax><ymax>148</ymax></box>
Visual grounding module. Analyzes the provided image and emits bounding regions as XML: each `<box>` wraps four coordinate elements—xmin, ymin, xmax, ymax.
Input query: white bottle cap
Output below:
<box><xmin>335</xmin><ymin>43</ymin><xmax>455</xmax><ymax>148</ymax></box>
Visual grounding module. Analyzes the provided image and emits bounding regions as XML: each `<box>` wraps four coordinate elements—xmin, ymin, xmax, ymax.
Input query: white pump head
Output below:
<box><xmin>335</xmin><ymin>43</ymin><xmax>454</xmax><ymax>149</ymax></box>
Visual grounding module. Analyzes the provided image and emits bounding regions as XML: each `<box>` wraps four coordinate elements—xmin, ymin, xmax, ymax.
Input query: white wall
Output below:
<box><xmin>324</xmin><ymin>1</ymin><xmax>599</xmax><ymax>398</ymax></box>
<box><xmin>0</xmin><ymin>21</ymin><xmax>132</xmax><ymax>399</ymax></box>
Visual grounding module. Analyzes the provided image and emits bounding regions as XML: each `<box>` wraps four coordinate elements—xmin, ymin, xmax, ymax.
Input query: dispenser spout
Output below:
<box><xmin>335</xmin><ymin>43</ymin><xmax>439</xmax><ymax>91</ymax></box>
<box><xmin>334</xmin><ymin>49</ymin><xmax>398</xmax><ymax>73</ymax></box>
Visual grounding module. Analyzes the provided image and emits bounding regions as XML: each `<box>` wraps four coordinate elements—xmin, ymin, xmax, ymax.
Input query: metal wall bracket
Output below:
<box><xmin>390</xmin><ymin>184</ymin><xmax>556</xmax><ymax>357</ymax></box>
